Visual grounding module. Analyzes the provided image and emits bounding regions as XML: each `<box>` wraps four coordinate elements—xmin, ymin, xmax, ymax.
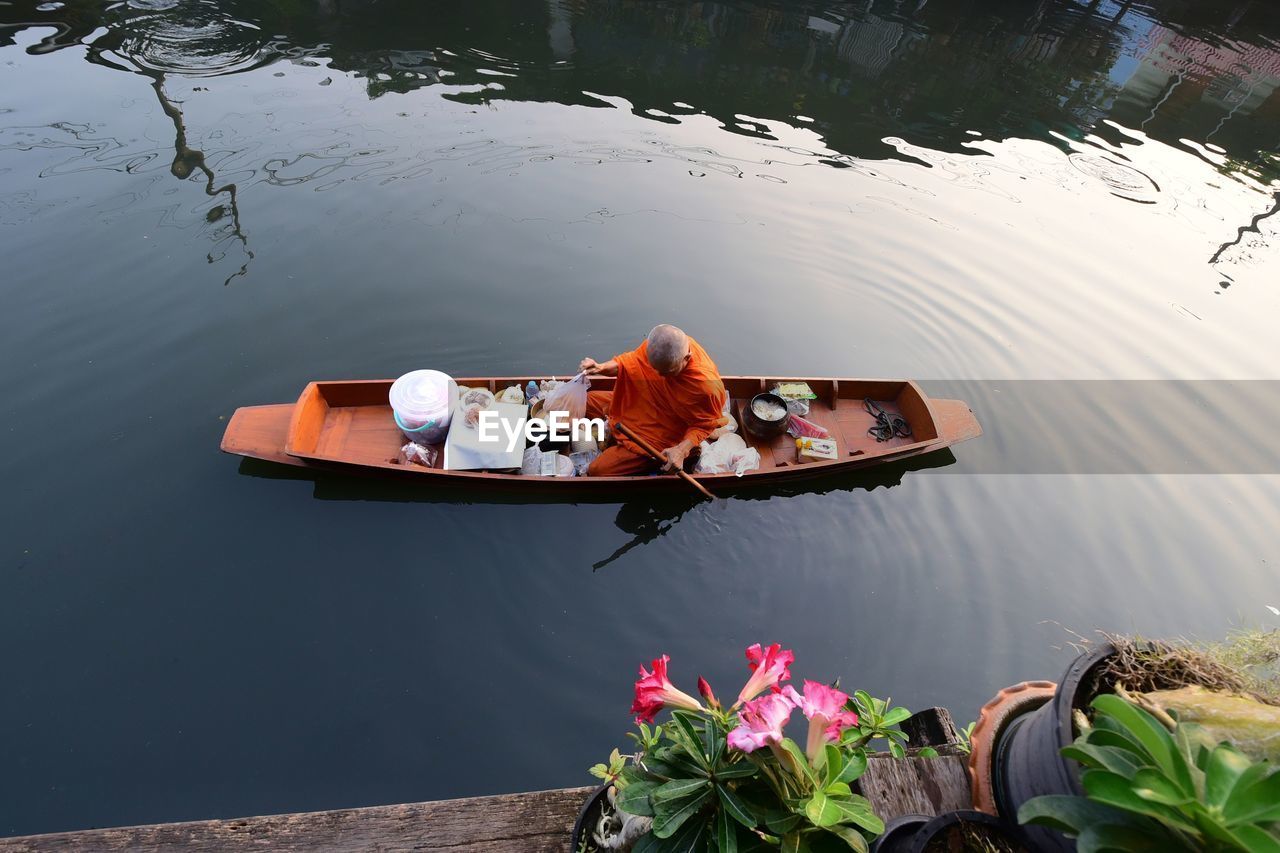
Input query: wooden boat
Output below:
<box><xmin>221</xmin><ymin>376</ymin><xmax>981</xmax><ymax>494</ymax></box>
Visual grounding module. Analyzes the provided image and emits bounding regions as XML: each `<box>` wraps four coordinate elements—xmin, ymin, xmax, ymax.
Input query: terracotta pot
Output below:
<box><xmin>968</xmin><ymin>680</ymin><xmax>1056</xmax><ymax>815</ymax></box>
<box><xmin>569</xmin><ymin>784</ymin><xmax>610</xmax><ymax>853</ymax></box>
<box><xmin>984</xmin><ymin>644</ymin><xmax>1118</xmax><ymax>852</ymax></box>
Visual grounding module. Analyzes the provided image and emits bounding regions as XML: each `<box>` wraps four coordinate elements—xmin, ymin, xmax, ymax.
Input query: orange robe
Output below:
<box><xmin>586</xmin><ymin>337</ymin><xmax>727</xmax><ymax>476</ymax></box>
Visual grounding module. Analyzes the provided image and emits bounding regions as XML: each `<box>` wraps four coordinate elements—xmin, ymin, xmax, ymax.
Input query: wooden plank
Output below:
<box><xmin>860</xmin><ymin>752</ymin><xmax>972</xmax><ymax>819</ymax></box>
<box><xmin>0</xmin><ymin>788</ymin><xmax>595</xmax><ymax>853</ymax></box>
<box><xmin>901</xmin><ymin>707</ymin><xmax>962</xmax><ymax>748</ymax></box>
<box><xmin>4</xmin><ymin>710</ymin><xmax>973</xmax><ymax>851</ymax></box>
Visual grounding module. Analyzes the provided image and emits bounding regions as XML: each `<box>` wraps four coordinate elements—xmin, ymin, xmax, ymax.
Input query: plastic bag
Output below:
<box><xmin>520</xmin><ymin>447</ymin><xmax>576</xmax><ymax>477</ymax></box>
<box><xmin>542</xmin><ymin>371</ymin><xmax>590</xmax><ymax>422</ymax></box>
<box><xmin>497</xmin><ymin>384</ymin><xmax>525</xmax><ymax>405</ymax></box>
<box><xmin>695</xmin><ymin>433</ymin><xmax>761</xmax><ymax>477</ymax></box>
<box><xmin>570</xmin><ymin>450</ymin><xmax>599</xmax><ymax>476</ymax></box>
<box><xmin>398</xmin><ymin>442</ymin><xmax>438</xmax><ymax>467</ymax></box>
<box><xmin>709</xmin><ymin>394</ymin><xmax>737</xmax><ymax>440</ymax></box>
<box><xmin>460</xmin><ymin>387</ymin><xmax>496</xmax><ymax>428</ymax></box>
<box><xmin>787</xmin><ymin>414</ymin><xmax>831</xmax><ymax>439</ymax></box>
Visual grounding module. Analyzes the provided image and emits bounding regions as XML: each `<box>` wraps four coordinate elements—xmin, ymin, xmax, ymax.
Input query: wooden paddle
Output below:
<box><xmin>615</xmin><ymin>421</ymin><xmax>715</xmax><ymax>500</ymax></box>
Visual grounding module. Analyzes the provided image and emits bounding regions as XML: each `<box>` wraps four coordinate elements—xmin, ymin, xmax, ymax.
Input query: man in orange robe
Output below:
<box><xmin>579</xmin><ymin>325</ymin><xmax>728</xmax><ymax>476</ymax></box>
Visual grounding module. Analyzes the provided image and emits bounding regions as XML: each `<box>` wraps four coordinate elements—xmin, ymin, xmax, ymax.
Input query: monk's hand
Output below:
<box><xmin>660</xmin><ymin>440</ymin><xmax>694</xmax><ymax>472</ymax></box>
<box><xmin>579</xmin><ymin>358</ymin><xmax>618</xmax><ymax>377</ymax></box>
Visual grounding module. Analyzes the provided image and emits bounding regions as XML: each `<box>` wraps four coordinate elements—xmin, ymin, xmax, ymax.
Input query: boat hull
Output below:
<box><xmin>221</xmin><ymin>376</ymin><xmax>981</xmax><ymax>494</ymax></box>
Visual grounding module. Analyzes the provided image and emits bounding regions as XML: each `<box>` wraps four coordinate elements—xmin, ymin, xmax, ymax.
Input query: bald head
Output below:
<box><xmin>646</xmin><ymin>324</ymin><xmax>692</xmax><ymax>376</ymax></box>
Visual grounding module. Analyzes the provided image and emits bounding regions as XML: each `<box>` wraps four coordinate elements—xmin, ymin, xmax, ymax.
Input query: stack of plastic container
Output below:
<box><xmin>389</xmin><ymin>370</ymin><xmax>456</xmax><ymax>445</ymax></box>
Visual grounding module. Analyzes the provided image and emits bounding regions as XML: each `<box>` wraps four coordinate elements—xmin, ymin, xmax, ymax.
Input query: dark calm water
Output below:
<box><xmin>2</xmin><ymin>0</ymin><xmax>1279</xmax><ymax>837</ymax></box>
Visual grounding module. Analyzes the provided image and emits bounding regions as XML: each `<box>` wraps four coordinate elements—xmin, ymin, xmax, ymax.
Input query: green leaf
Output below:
<box><xmin>654</xmin><ymin>778</ymin><xmax>712</xmax><ymax>802</ymax></box>
<box><xmin>1075</xmin><ymin>822</ymin><xmax>1193</xmax><ymax>853</ymax></box>
<box><xmin>652</xmin><ymin>787</ymin><xmax>712</xmax><ymax>839</ymax></box>
<box><xmin>830</xmin><ymin>796</ymin><xmax>884</xmax><ymax>835</ymax></box>
<box><xmin>1018</xmin><ymin>795</ymin><xmax>1145</xmax><ymax>835</ymax></box>
<box><xmin>716</xmin><ymin>807</ymin><xmax>739</xmax><ymax>853</ymax></box>
<box><xmin>1202</xmin><ymin>743</ymin><xmax>1252</xmax><ymax>811</ymax></box>
<box><xmin>762</xmin><ymin>807</ymin><xmax>803</xmax><ymax>835</ymax></box>
<box><xmin>1091</xmin><ymin>695</ymin><xmax>1193</xmax><ymax>796</ymax></box>
<box><xmin>671</xmin><ymin>712</ymin><xmax>712</xmax><ymax>769</ymax></box>
<box><xmin>1223</xmin><ymin>824</ymin><xmax>1280</xmax><ymax>853</ymax></box>
<box><xmin>836</xmin><ymin>751</ymin><xmax>868</xmax><ymax>785</ymax></box>
<box><xmin>822</xmin><ymin>745</ymin><xmax>844</xmax><ymax>786</ymax></box>
<box><xmin>1131</xmin><ymin>768</ymin><xmax>1194</xmax><ymax>807</ymax></box>
<box><xmin>779</xmin><ymin>738</ymin><xmax>818</xmax><ymax>783</ymax></box>
<box><xmin>917</xmin><ymin>747</ymin><xmax>939</xmax><ymax>759</ymax></box>
<box><xmin>1081</xmin><ymin>770</ymin><xmax>1196</xmax><ymax>832</ymax></box>
<box><xmin>887</xmin><ymin>740</ymin><xmax>905</xmax><ymax>759</ymax></box>
<box><xmin>706</xmin><ymin>720</ymin><xmax>726</xmax><ymax>767</ymax></box>
<box><xmin>717</xmin><ymin>784</ymin><xmax>756</xmax><ymax>829</ymax></box>
<box><xmin>805</xmin><ymin>790</ymin><xmax>843</xmax><ymax>827</ymax></box>
<box><xmin>1223</xmin><ymin>765</ymin><xmax>1280</xmax><ymax>825</ymax></box>
<box><xmin>781</xmin><ymin>831</ymin><xmax>807</xmax><ymax>853</ymax></box>
<box><xmin>664</xmin><ymin>813</ymin><xmax>711</xmax><ymax>853</ymax></box>
<box><xmin>880</xmin><ymin>707</ymin><xmax>911</xmax><ymax>727</ymax></box>
<box><xmin>824</xmin><ymin>824</ymin><xmax>870</xmax><ymax>852</ymax></box>
<box><xmin>1062</xmin><ymin>743</ymin><xmax>1146</xmax><ymax>778</ymax></box>
<box><xmin>713</xmin><ymin>762</ymin><xmax>757</xmax><ymax>781</ymax></box>
<box><xmin>824</xmin><ymin>782</ymin><xmax>852</xmax><ymax>798</ymax></box>
<box><xmin>618</xmin><ymin>780</ymin><xmax>661</xmax><ymax>817</ymax></box>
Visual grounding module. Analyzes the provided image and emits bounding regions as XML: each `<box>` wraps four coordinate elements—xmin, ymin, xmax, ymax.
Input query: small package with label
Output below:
<box><xmin>795</xmin><ymin>437</ymin><xmax>838</xmax><ymax>461</ymax></box>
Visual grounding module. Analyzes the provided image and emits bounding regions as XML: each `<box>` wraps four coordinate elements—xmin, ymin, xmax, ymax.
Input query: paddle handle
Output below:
<box><xmin>615</xmin><ymin>422</ymin><xmax>715</xmax><ymax>500</ymax></box>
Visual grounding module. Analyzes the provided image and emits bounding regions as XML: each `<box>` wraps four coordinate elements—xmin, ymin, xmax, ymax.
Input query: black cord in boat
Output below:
<box><xmin>865</xmin><ymin>398</ymin><xmax>912</xmax><ymax>442</ymax></box>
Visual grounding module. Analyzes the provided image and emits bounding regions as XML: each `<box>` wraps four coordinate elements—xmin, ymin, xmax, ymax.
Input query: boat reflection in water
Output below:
<box><xmin>234</xmin><ymin>449</ymin><xmax>957</xmax><ymax>571</ymax></box>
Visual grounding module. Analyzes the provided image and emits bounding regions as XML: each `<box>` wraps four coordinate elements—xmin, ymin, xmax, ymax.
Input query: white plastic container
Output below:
<box><xmin>389</xmin><ymin>370</ymin><xmax>456</xmax><ymax>445</ymax></box>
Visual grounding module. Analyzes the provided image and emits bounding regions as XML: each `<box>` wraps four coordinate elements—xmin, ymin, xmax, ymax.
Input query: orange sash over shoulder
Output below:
<box><xmin>608</xmin><ymin>337</ymin><xmax>727</xmax><ymax>453</ymax></box>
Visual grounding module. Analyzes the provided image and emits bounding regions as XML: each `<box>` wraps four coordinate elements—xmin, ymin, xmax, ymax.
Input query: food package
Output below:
<box><xmin>695</xmin><ymin>433</ymin><xmax>761</xmax><ymax>477</ymax></box>
<box><xmin>772</xmin><ymin>383</ymin><xmax>816</xmax><ymax>416</ymax></box>
<box><xmin>520</xmin><ymin>447</ymin><xmax>575</xmax><ymax>477</ymax></box>
<box><xmin>542</xmin><ymin>372</ymin><xmax>590</xmax><ymax>422</ymax></box>
<box><xmin>569</xmin><ymin>450</ymin><xmax>599</xmax><ymax>476</ymax></box>
<box><xmin>496</xmin><ymin>384</ymin><xmax>525</xmax><ymax>405</ymax></box>
<box><xmin>787</xmin><ymin>414</ymin><xmax>831</xmax><ymax>439</ymax></box>
<box><xmin>796</xmin><ymin>436</ymin><xmax>838</xmax><ymax>461</ymax></box>
<box><xmin>459</xmin><ymin>387</ymin><xmax>496</xmax><ymax>428</ymax></box>
<box><xmin>398</xmin><ymin>442</ymin><xmax>438</xmax><ymax>467</ymax></box>
<box><xmin>773</xmin><ymin>382</ymin><xmax>817</xmax><ymax>400</ymax></box>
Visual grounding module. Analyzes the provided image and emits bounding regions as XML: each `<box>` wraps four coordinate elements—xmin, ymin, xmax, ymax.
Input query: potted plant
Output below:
<box><xmin>575</xmin><ymin>642</ymin><xmax>936</xmax><ymax>853</ymax></box>
<box><xmin>970</xmin><ymin>631</ymin><xmax>1280</xmax><ymax>851</ymax></box>
<box><xmin>1018</xmin><ymin>692</ymin><xmax>1280</xmax><ymax>851</ymax></box>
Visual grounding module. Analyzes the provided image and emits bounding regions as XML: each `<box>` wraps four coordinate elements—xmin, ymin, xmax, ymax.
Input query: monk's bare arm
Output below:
<box><xmin>579</xmin><ymin>357</ymin><xmax>619</xmax><ymax>376</ymax></box>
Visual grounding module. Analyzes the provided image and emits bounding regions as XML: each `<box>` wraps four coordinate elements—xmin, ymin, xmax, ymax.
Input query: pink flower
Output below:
<box><xmin>735</xmin><ymin>643</ymin><xmax>795</xmax><ymax>707</ymax></box>
<box><xmin>784</xmin><ymin>681</ymin><xmax>859</xmax><ymax>759</ymax></box>
<box><xmin>697</xmin><ymin>676</ymin><xmax>720</xmax><ymax>710</ymax></box>
<box><xmin>631</xmin><ymin>655</ymin><xmax>705</xmax><ymax>723</ymax></box>
<box><xmin>727</xmin><ymin>692</ymin><xmax>795</xmax><ymax>753</ymax></box>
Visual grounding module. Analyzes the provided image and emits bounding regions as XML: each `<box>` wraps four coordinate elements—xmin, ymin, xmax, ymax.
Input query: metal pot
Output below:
<box><xmin>743</xmin><ymin>392</ymin><xmax>790</xmax><ymax>440</ymax></box>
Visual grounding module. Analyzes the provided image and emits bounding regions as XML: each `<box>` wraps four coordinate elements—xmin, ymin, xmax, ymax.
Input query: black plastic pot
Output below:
<box><xmin>991</xmin><ymin>643</ymin><xmax>1117</xmax><ymax>851</ymax></box>
<box><xmin>905</xmin><ymin>810</ymin><xmax>1030</xmax><ymax>853</ymax></box>
<box><xmin>871</xmin><ymin>814</ymin><xmax>931</xmax><ymax>853</ymax></box>
<box><xmin>569</xmin><ymin>784</ymin><xmax>610</xmax><ymax>853</ymax></box>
